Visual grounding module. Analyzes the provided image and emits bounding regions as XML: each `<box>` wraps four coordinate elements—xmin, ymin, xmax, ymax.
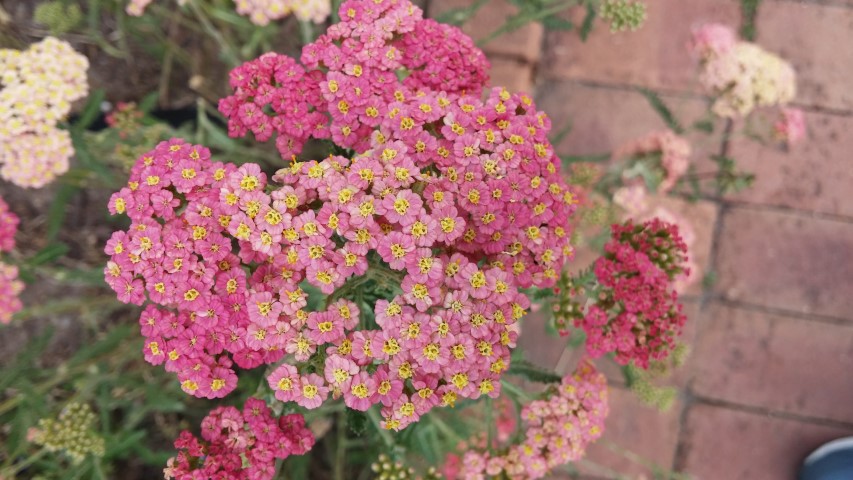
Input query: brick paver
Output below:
<box><xmin>429</xmin><ymin>0</ymin><xmax>543</xmax><ymax>62</ymax></box>
<box><xmin>542</xmin><ymin>0</ymin><xmax>740</xmax><ymax>92</ymax></box>
<box><xmin>535</xmin><ymin>81</ymin><xmax>724</xmax><ymax>159</ymax></box>
<box><xmin>580</xmin><ymin>387</ymin><xmax>682</xmax><ymax>479</ymax></box>
<box><xmin>678</xmin><ymin>404</ymin><xmax>853</xmax><ymax>479</ymax></box>
<box><xmin>692</xmin><ymin>302</ymin><xmax>853</xmax><ymax>424</ymax></box>
<box><xmin>757</xmin><ymin>1</ymin><xmax>853</xmax><ymax>111</ymax></box>
<box><xmin>715</xmin><ymin>206</ymin><xmax>853</xmax><ymax>319</ymax></box>
<box><xmin>728</xmin><ymin>110</ymin><xmax>853</xmax><ymax>218</ymax></box>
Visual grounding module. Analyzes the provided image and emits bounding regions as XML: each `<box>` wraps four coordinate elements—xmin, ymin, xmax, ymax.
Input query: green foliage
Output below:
<box><xmin>507</xmin><ymin>358</ymin><xmax>563</xmax><ymax>383</ymax></box>
<box><xmin>712</xmin><ymin>155</ymin><xmax>756</xmax><ymax>194</ymax></box>
<box><xmin>639</xmin><ymin>88</ymin><xmax>685</xmax><ymax>134</ymax></box>
<box><xmin>34</xmin><ymin>1</ymin><xmax>83</xmax><ymax>35</ymax></box>
<box><xmin>580</xmin><ymin>2</ymin><xmax>597</xmax><ymax>41</ymax></box>
<box><xmin>740</xmin><ymin>0</ymin><xmax>762</xmax><ymax>41</ymax></box>
<box><xmin>0</xmin><ymin>325</ymin><xmax>190</xmax><ymax>478</ymax></box>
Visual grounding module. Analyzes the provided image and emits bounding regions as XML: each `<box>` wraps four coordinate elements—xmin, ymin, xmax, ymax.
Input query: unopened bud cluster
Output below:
<box><xmin>29</xmin><ymin>403</ymin><xmax>105</xmax><ymax>464</ymax></box>
<box><xmin>601</xmin><ymin>0</ymin><xmax>647</xmax><ymax>32</ymax></box>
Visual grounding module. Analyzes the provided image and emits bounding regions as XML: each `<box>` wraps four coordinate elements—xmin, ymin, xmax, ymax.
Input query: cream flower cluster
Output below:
<box><xmin>127</xmin><ymin>0</ymin><xmax>330</xmax><ymax>25</ymax></box>
<box><xmin>690</xmin><ymin>24</ymin><xmax>796</xmax><ymax>118</ymax></box>
<box><xmin>0</xmin><ymin>37</ymin><xmax>88</xmax><ymax>188</ymax></box>
<box><xmin>235</xmin><ymin>0</ymin><xmax>331</xmax><ymax>25</ymax></box>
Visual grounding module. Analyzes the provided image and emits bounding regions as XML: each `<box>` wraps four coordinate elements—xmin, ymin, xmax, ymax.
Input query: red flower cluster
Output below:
<box><xmin>578</xmin><ymin>219</ymin><xmax>688</xmax><ymax>368</ymax></box>
<box><xmin>164</xmin><ymin>398</ymin><xmax>314</xmax><ymax>480</ymax></box>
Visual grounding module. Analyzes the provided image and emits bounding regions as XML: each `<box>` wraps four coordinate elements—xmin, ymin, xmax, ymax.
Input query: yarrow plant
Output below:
<box><xmin>0</xmin><ymin>37</ymin><xmax>88</xmax><ymax>188</ymax></box>
<box><xmin>98</xmin><ymin>0</ymin><xmax>695</xmax><ymax>478</ymax></box>
<box><xmin>164</xmin><ymin>398</ymin><xmax>314</xmax><ymax>479</ymax></box>
<box><xmin>0</xmin><ymin>197</ymin><xmax>22</xmax><ymax>325</ymax></box>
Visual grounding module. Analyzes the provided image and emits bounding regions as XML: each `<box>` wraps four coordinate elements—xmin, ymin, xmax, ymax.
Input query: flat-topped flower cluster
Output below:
<box><xmin>0</xmin><ymin>37</ymin><xmax>88</xmax><ymax>188</ymax></box>
<box><xmin>165</xmin><ymin>398</ymin><xmax>314</xmax><ymax>480</ymax></box>
<box><xmin>0</xmin><ymin>197</ymin><xmax>22</xmax><ymax>324</ymax></box>
<box><xmin>579</xmin><ymin>219</ymin><xmax>688</xmax><ymax>368</ymax></box>
<box><xmin>456</xmin><ymin>361</ymin><xmax>609</xmax><ymax>479</ymax></box>
<box><xmin>106</xmin><ymin>0</ymin><xmax>578</xmax><ymax>433</ymax></box>
<box><xmin>689</xmin><ymin>23</ymin><xmax>796</xmax><ymax>118</ymax></box>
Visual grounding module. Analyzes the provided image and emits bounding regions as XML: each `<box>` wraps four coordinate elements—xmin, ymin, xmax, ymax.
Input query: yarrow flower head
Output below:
<box><xmin>164</xmin><ymin>398</ymin><xmax>314</xmax><ymax>480</ymax></box>
<box><xmin>577</xmin><ymin>219</ymin><xmax>689</xmax><ymax>368</ymax></box>
<box><xmin>612</xmin><ymin>130</ymin><xmax>691</xmax><ymax>193</ymax></box>
<box><xmin>106</xmin><ymin>0</ymin><xmax>578</xmax><ymax>436</ymax></box>
<box><xmin>775</xmin><ymin>107</ymin><xmax>806</xmax><ymax>147</ymax></box>
<box><xmin>29</xmin><ymin>403</ymin><xmax>106</xmax><ymax>465</ymax></box>
<box><xmin>0</xmin><ymin>196</ymin><xmax>22</xmax><ymax>325</ymax></box>
<box><xmin>0</xmin><ymin>37</ymin><xmax>88</xmax><ymax>187</ymax></box>
<box><xmin>453</xmin><ymin>360</ymin><xmax>609</xmax><ymax>480</ymax></box>
<box><xmin>689</xmin><ymin>23</ymin><xmax>797</xmax><ymax>118</ymax></box>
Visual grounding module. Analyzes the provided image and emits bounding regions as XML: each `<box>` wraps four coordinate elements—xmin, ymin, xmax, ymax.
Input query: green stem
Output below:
<box><xmin>333</xmin><ymin>411</ymin><xmax>346</xmax><ymax>480</ymax></box>
<box><xmin>478</xmin><ymin>0</ymin><xmax>580</xmax><ymax>45</ymax></box>
<box><xmin>366</xmin><ymin>407</ymin><xmax>395</xmax><ymax>449</ymax></box>
<box><xmin>186</xmin><ymin>0</ymin><xmax>241</xmax><ymax>66</ymax></box>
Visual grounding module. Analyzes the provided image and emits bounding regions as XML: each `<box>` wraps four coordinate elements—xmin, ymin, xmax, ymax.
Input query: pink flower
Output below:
<box><xmin>775</xmin><ymin>107</ymin><xmax>806</xmax><ymax>146</ymax></box>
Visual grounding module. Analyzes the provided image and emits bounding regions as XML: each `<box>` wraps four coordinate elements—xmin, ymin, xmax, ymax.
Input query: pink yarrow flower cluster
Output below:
<box><xmin>578</xmin><ymin>219</ymin><xmax>688</xmax><ymax>368</ymax></box>
<box><xmin>218</xmin><ymin>0</ymin><xmax>489</xmax><ymax>159</ymax></box>
<box><xmin>0</xmin><ymin>37</ymin><xmax>88</xmax><ymax>188</ymax></box>
<box><xmin>454</xmin><ymin>361</ymin><xmax>609</xmax><ymax>480</ymax></box>
<box><xmin>0</xmin><ymin>197</ymin><xmax>22</xmax><ymax>324</ymax></box>
<box><xmin>106</xmin><ymin>0</ymin><xmax>577</xmax><ymax>433</ymax></box>
<box><xmin>164</xmin><ymin>398</ymin><xmax>314</xmax><ymax>480</ymax></box>
<box><xmin>775</xmin><ymin>107</ymin><xmax>806</xmax><ymax>146</ymax></box>
<box><xmin>612</xmin><ymin>130</ymin><xmax>691</xmax><ymax>193</ymax></box>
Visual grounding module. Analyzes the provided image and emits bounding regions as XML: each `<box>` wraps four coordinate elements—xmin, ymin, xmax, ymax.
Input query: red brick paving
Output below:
<box><xmin>692</xmin><ymin>302</ymin><xmax>853</xmax><ymax>424</ymax></box>
<box><xmin>728</xmin><ymin>110</ymin><xmax>853</xmax><ymax>218</ymax></box>
<box><xmin>542</xmin><ymin>0</ymin><xmax>740</xmax><ymax>92</ymax></box>
<box><xmin>715</xmin><ymin>207</ymin><xmax>853</xmax><ymax>319</ymax></box>
<box><xmin>430</xmin><ymin>1</ymin><xmax>853</xmax><ymax>478</ymax></box>
<box><xmin>678</xmin><ymin>404</ymin><xmax>853</xmax><ymax>479</ymax></box>
<box><xmin>756</xmin><ymin>1</ymin><xmax>853</xmax><ymax>111</ymax></box>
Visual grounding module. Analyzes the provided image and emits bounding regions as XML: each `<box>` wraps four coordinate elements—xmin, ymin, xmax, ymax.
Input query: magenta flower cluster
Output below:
<box><xmin>0</xmin><ymin>196</ymin><xmax>22</xmax><ymax>324</ymax></box>
<box><xmin>105</xmin><ymin>0</ymin><xmax>578</xmax><ymax>432</ymax></box>
<box><xmin>455</xmin><ymin>360</ymin><xmax>609</xmax><ymax>479</ymax></box>
<box><xmin>164</xmin><ymin>398</ymin><xmax>314</xmax><ymax>480</ymax></box>
<box><xmin>578</xmin><ymin>219</ymin><xmax>689</xmax><ymax>368</ymax></box>
<box><xmin>218</xmin><ymin>0</ymin><xmax>489</xmax><ymax>159</ymax></box>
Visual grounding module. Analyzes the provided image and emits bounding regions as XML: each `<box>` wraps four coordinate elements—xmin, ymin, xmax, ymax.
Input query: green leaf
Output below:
<box><xmin>346</xmin><ymin>409</ymin><xmax>368</xmax><ymax>437</ymax></box>
<box><xmin>72</xmin><ymin>89</ymin><xmax>106</xmax><ymax>132</ymax></box>
<box><xmin>507</xmin><ymin>358</ymin><xmax>562</xmax><ymax>383</ymax></box>
<box><xmin>67</xmin><ymin>324</ymin><xmax>134</xmax><ymax>367</ymax></box>
<box><xmin>580</xmin><ymin>2</ymin><xmax>597</xmax><ymax>41</ymax></box>
<box><xmin>25</xmin><ymin>243</ymin><xmax>70</xmax><ymax>267</ymax></box>
<box><xmin>692</xmin><ymin>118</ymin><xmax>714</xmax><ymax>133</ymax></box>
<box><xmin>638</xmin><ymin>88</ymin><xmax>684</xmax><ymax>134</ymax></box>
<box><xmin>434</xmin><ymin>0</ymin><xmax>490</xmax><ymax>26</ymax></box>
<box><xmin>541</xmin><ymin>16</ymin><xmax>574</xmax><ymax>31</ymax></box>
<box><xmin>45</xmin><ymin>182</ymin><xmax>79</xmax><ymax>243</ymax></box>
<box><xmin>138</xmin><ymin>91</ymin><xmax>160</xmax><ymax>113</ymax></box>
<box><xmin>560</xmin><ymin>153</ymin><xmax>610</xmax><ymax>169</ymax></box>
